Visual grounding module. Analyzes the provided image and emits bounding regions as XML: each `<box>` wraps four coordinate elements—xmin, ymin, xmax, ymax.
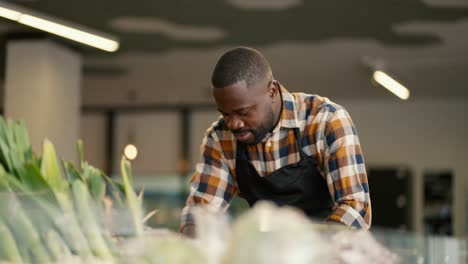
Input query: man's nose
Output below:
<box><xmin>227</xmin><ymin>116</ymin><xmax>244</xmax><ymax>131</ymax></box>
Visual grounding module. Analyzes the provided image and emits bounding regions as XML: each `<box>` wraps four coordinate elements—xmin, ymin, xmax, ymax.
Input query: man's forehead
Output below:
<box><xmin>215</xmin><ymin>95</ymin><xmax>254</xmax><ymax>111</ymax></box>
<box><xmin>214</xmin><ymin>86</ymin><xmax>258</xmax><ymax>110</ymax></box>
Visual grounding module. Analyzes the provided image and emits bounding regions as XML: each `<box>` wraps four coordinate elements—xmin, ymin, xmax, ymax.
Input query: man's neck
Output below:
<box><xmin>272</xmin><ymin>87</ymin><xmax>283</xmax><ymax>130</ymax></box>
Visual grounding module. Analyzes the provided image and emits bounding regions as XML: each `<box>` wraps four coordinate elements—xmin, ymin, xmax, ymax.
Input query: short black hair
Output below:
<box><xmin>211</xmin><ymin>47</ymin><xmax>272</xmax><ymax>89</ymax></box>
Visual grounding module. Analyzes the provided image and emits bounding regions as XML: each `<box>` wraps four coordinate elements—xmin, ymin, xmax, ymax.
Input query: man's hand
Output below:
<box><xmin>180</xmin><ymin>224</ymin><xmax>196</xmax><ymax>238</ymax></box>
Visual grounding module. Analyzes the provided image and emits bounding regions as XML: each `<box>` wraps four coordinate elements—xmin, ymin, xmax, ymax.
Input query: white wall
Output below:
<box><xmin>190</xmin><ymin>111</ymin><xmax>221</xmax><ymax>169</ymax></box>
<box><xmin>81</xmin><ymin>113</ymin><xmax>108</xmax><ymax>171</ymax></box>
<box><xmin>112</xmin><ymin>112</ymin><xmax>181</xmax><ymax>175</ymax></box>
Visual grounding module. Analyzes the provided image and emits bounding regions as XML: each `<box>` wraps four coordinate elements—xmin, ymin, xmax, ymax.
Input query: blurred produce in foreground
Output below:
<box><xmin>0</xmin><ymin>116</ymin><xmax>145</xmax><ymax>263</ymax></box>
<box><xmin>193</xmin><ymin>201</ymin><xmax>399</xmax><ymax>264</ymax></box>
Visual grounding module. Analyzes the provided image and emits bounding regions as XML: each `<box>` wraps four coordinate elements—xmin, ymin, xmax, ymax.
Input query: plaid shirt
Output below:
<box><xmin>181</xmin><ymin>86</ymin><xmax>371</xmax><ymax>230</ymax></box>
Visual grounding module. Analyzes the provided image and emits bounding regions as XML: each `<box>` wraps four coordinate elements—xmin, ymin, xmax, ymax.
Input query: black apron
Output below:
<box><xmin>236</xmin><ymin>128</ymin><xmax>334</xmax><ymax>220</ymax></box>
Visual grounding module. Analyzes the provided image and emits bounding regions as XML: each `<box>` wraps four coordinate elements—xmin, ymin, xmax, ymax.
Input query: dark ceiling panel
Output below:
<box><xmin>7</xmin><ymin>0</ymin><xmax>468</xmax><ymax>54</ymax></box>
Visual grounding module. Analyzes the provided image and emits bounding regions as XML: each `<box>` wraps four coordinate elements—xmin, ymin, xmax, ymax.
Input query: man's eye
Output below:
<box><xmin>239</xmin><ymin>111</ymin><xmax>248</xmax><ymax>116</ymax></box>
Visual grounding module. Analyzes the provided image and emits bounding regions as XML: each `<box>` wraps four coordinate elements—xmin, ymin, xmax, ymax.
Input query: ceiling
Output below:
<box><xmin>1</xmin><ymin>0</ymin><xmax>468</xmax><ymax>105</ymax></box>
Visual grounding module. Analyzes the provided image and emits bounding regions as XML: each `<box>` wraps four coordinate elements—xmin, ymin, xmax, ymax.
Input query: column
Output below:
<box><xmin>4</xmin><ymin>39</ymin><xmax>81</xmax><ymax>162</ymax></box>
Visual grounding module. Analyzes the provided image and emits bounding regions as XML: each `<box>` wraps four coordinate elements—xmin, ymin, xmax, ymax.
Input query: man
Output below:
<box><xmin>180</xmin><ymin>47</ymin><xmax>371</xmax><ymax>237</ymax></box>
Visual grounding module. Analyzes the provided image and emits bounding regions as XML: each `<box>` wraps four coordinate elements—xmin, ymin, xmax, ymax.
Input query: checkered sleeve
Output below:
<box><xmin>180</xmin><ymin>129</ymin><xmax>238</xmax><ymax>231</ymax></box>
<box><xmin>323</xmin><ymin>105</ymin><xmax>371</xmax><ymax>229</ymax></box>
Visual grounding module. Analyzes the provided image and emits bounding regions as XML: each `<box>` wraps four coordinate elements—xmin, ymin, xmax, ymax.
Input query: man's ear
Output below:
<box><xmin>268</xmin><ymin>80</ymin><xmax>278</xmax><ymax>98</ymax></box>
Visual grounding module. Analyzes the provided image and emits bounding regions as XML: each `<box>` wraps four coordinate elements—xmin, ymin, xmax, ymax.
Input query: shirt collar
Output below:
<box><xmin>272</xmin><ymin>84</ymin><xmax>300</xmax><ymax>134</ymax></box>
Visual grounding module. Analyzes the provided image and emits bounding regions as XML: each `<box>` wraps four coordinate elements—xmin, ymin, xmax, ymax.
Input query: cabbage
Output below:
<box><xmin>222</xmin><ymin>201</ymin><xmax>330</xmax><ymax>264</ymax></box>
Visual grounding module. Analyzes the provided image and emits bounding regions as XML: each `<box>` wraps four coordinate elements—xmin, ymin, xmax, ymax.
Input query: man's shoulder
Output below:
<box><xmin>208</xmin><ymin>116</ymin><xmax>227</xmax><ymax>131</ymax></box>
<box><xmin>289</xmin><ymin>92</ymin><xmax>344</xmax><ymax>115</ymax></box>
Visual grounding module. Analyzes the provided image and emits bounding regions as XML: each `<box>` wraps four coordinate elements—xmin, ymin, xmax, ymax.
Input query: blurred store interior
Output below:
<box><xmin>0</xmin><ymin>0</ymin><xmax>467</xmax><ymax>238</ymax></box>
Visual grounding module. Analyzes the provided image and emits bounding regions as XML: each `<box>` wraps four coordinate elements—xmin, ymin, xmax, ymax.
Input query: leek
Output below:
<box><xmin>120</xmin><ymin>156</ymin><xmax>143</xmax><ymax>236</ymax></box>
<box><xmin>0</xmin><ymin>218</ymin><xmax>23</xmax><ymax>263</ymax></box>
<box><xmin>72</xmin><ymin>179</ymin><xmax>114</xmax><ymax>260</ymax></box>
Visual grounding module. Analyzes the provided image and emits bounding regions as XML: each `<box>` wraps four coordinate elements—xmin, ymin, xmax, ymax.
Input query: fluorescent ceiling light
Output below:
<box><xmin>0</xmin><ymin>6</ymin><xmax>20</xmax><ymax>20</ymax></box>
<box><xmin>18</xmin><ymin>15</ymin><xmax>119</xmax><ymax>52</ymax></box>
<box><xmin>0</xmin><ymin>1</ymin><xmax>119</xmax><ymax>52</ymax></box>
<box><xmin>373</xmin><ymin>71</ymin><xmax>410</xmax><ymax>100</ymax></box>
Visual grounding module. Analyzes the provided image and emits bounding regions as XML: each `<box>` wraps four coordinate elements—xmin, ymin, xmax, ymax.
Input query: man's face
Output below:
<box><xmin>213</xmin><ymin>79</ymin><xmax>277</xmax><ymax>145</ymax></box>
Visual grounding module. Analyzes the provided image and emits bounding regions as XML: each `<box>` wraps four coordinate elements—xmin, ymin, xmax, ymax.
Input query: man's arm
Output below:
<box><xmin>322</xmin><ymin>106</ymin><xmax>371</xmax><ymax>229</ymax></box>
<box><xmin>179</xmin><ymin>131</ymin><xmax>238</xmax><ymax>236</ymax></box>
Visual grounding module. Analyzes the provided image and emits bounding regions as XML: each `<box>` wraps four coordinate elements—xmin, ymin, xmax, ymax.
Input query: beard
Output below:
<box><xmin>239</xmin><ymin>108</ymin><xmax>276</xmax><ymax>145</ymax></box>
